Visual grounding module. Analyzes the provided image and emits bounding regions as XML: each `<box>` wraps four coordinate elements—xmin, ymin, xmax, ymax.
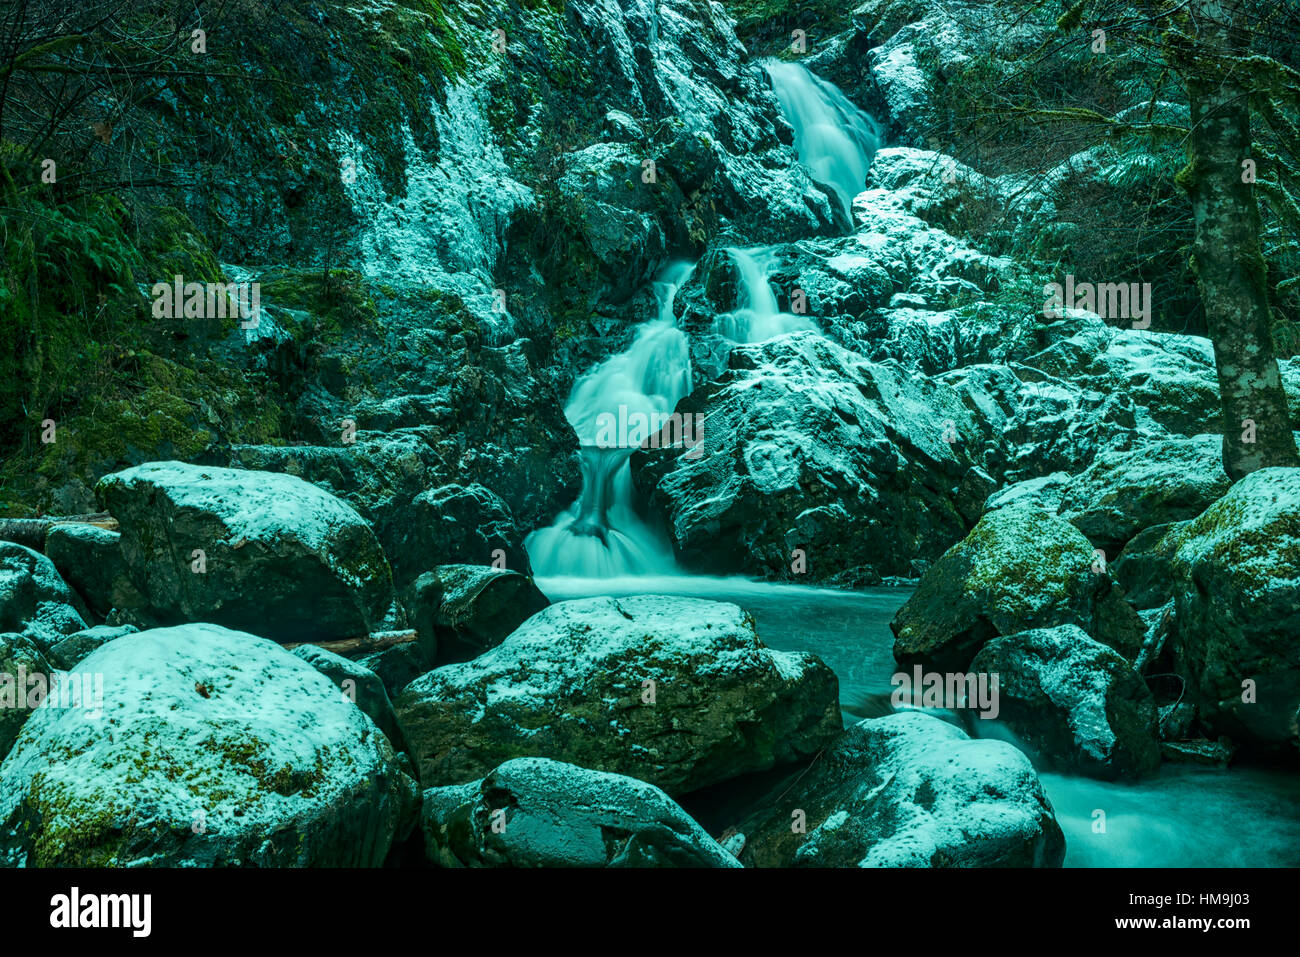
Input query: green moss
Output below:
<box><xmin>135</xmin><ymin>206</ymin><xmax>223</xmax><ymax>284</ymax></box>
<box><xmin>259</xmin><ymin>268</ymin><xmax>379</xmax><ymax>343</ymax></box>
<box><xmin>0</xmin><ymin>349</ymin><xmax>287</xmax><ymax>516</ymax></box>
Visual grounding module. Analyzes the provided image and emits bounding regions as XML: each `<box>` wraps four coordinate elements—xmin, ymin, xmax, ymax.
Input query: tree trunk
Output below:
<box><xmin>1179</xmin><ymin>1</ymin><xmax>1299</xmax><ymax>480</ymax></box>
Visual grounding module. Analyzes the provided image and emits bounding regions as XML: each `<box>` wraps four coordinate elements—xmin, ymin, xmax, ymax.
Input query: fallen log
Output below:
<box><xmin>281</xmin><ymin>629</ymin><xmax>418</xmax><ymax>657</ymax></box>
<box><xmin>0</xmin><ymin>512</ymin><xmax>120</xmax><ymax>551</ymax></box>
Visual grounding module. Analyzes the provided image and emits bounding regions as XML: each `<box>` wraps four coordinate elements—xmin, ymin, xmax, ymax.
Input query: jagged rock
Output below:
<box><xmin>0</xmin><ymin>542</ymin><xmax>87</xmax><ymax>653</ymax></box>
<box><xmin>43</xmin><ymin>523</ymin><xmax>141</xmax><ymax>620</ymax></box>
<box><xmin>387</xmin><ymin>484</ymin><xmax>532</xmax><ymax>589</ymax></box>
<box><xmin>730</xmin><ymin>712</ymin><xmax>1065</xmax><ymax>867</ymax></box>
<box><xmin>406</xmin><ymin>565</ymin><xmax>549</xmax><ymax>665</ymax></box>
<box><xmin>45</xmin><ymin>625</ymin><xmax>138</xmax><ymax>671</ymax></box>
<box><xmin>97</xmin><ymin>461</ymin><xmax>395</xmax><ymax>643</ymax></box>
<box><xmin>357</xmin><ymin>643</ymin><xmax>433</xmax><ymax>701</ymax></box>
<box><xmin>395</xmin><ymin>595</ymin><xmax>841</xmax><ymax>795</ymax></box>
<box><xmin>1112</xmin><ymin>521</ymin><xmax>1190</xmax><ymax>610</ymax></box>
<box><xmin>633</xmin><ymin>332</ymin><xmax>983</xmax><ymax>581</ymax></box>
<box><xmin>422</xmin><ymin>757</ymin><xmax>740</xmax><ymax>868</ymax></box>
<box><xmin>955</xmin><ymin>466</ymin><xmax>997</xmax><ymax>524</ymax></box>
<box><xmin>892</xmin><ymin>502</ymin><xmax>1146</xmax><ymax>672</ymax></box>
<box><xmin>557</xmin><ymin>142</ymin><xmax>675</xmax><ymax>301</ymax></box>
<box><xmin>983</xmin><ymin>472</ymin><xmax>1070</xmax><ymax>516</ymax></box>
<box><xmin>0</xmin><ymin>633</ymin><xmax>50</xmax><ymax>762</ymax></box>
<box><xmin>849</xmin><ymin>189</ymin><xmax>1016</xmax><ymax>306</ymax></box>
<box><xmin>1169</xmin><ymin>468</ymin><xmax>1300</xmax><ymax>751</ymax></box>
<box><xmin>939</xmin><ymin>359</ymin><xmax>1142</xmax><ymax>484</ymax></box>
<box><xmin>1022</xmin><ymin>320</ymin><xmax>1221</xmax><ymax>437</ymax></box>
<box><xmin>0</xmin><ymin>624</ymin><xmax>418</xmax><ymax>866</ymax></box>
<box><xmin>1056</xmin><ymin>434</ymin><xmax>1230</xmax><ymax>555</ymax></box>
<box><xmin>969</xmin><ymin>625</ymin><xmax>1161</xmax><ymax>779</ymax></box>
<box><xmin>291</xmin><ymin>644</ymin><xmax>411</xmax><ymax>760</ymax></box>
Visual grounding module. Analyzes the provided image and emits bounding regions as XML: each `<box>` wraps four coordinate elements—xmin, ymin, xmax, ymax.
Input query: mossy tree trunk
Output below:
<box><xmin>1177</xmin><ymin>0</ymin><xmax>1299</xmax><ymax>480</ymax></box>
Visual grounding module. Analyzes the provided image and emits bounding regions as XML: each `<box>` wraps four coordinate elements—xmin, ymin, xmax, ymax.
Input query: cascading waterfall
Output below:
<box><xmin>525</xmin><ymin>262</ymin><xmax>696</xmax><ymax>577</ymax></box>
<box><xmin>716</xmin><ymin>245</ymin><xmax>820</xmax><ymax>343</ymax></box>
<box><xmin>764</xmin><ymin>59</ymin><xmax>882</xmax><ymax>217</ymax></box>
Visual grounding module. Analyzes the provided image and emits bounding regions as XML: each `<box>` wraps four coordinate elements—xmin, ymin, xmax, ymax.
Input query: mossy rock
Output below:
<box><xmin>1169</xmin><ymin>467</ymin><xmax>1300</xmax><ymax>752</ymax></box>
<box><xmin>0</xmin><ymin>624</ymin><xmax>418</xmax><ymax>866</ymax></box>
<box><xmin>891</xmin><ymin>502</ymin><xmax>1146</xmax><ymax>672</ymax></box>
<box><xmin>395</xmin><ymin>596</ymin><xmax>841</xmax><ymax>796</ymax></box>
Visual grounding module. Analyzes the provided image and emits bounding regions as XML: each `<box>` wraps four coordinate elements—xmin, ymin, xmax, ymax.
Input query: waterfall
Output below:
<box><xmin>525</xmin><ymin>262</ymin><xmax>696</xmax><ymax>577</ymax></box>
<box><xmin>715</xmin><ymin>246</ymin><xmax>820</xmax><ymax>343</ymax></box>
<box><xmin>529</xmin><ymin>66</ymin><xmax>879</xmax><ymax>578</ymax></box>
<box><xmin>764</xmin><ymin>59</ymin><xmax>882</xmax><ymax>217</ymax></box>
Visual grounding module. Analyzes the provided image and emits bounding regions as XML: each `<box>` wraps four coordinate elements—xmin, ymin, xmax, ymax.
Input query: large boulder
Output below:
<box><xmin>1056</xmin><ymin>434</ymin><xmax>1230</xmax><ymax>555</ymax></box>
<box><xmin>1169</xmin><ymin>468</ymin><xmax>1300</xmax><ymax>751</ymax></box>
<box><xmin>290</xmin><ymin>644</ymin><xmax>411</xmax><ymax>761</ymax></box>
<box><xmin>0</xmin><ymin>541</ymin><xmax>87</xmax><ymax>652</ymax></box>
<box><xmin>632</xmin><ymin>331</ymin><xmax>983</xmax><ymax>582</ymax></box>
<box><xmin>0</xmin><ymin>633</ymin><xmax>51</xmax><ymax>762</ymax></box>
<box><xmin>406</xmin><ymin>565</ymin><xmax>549</xmax><ymax>665</ymax></box>
<box><xmin>43</xmin><ymin>524</ymin><xmax>140</xmax><ymax>620</ymax></box>
<box><xmin>970</xmin><ymin>625</ymin><xmax>1161</xmax><ymax>779</ymax></box>
<box><xmin>0</xmin><ymin>623</ymin><xmax>418</xmax><ymax>866</ymax></box>
<box><xmin>97</xmin><ymin>461</ymin><xmax>395</xmax><ymax>642</ymax></box>
<box><xmin>730</xmin><ymin>712</ymin><xmax>1065</xmax><ymax>867</ymax></box>
<box><xmin>891</xmin><ymin>502</ymin><xmax>1145</xmax><ymax>672</ymax></box>
<box><xmin>395</xmin><ymin>595</ymin><xmax>841</xmax><ymax>795</ymax></box>
<box><xmin>422</xmin><ymin>757</ymin><xmax>741</xmax><ymax>868</ymax></box>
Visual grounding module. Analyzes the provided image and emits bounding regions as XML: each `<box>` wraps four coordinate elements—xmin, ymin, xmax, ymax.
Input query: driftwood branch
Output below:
<box><xmin>282</xmin><ymin>630</ymin><xmax>418</xmax><ymax>656</ymax></box>
<box><xmin>0</xmin><ymin>512</ymin><xmax>120</xmax><ymax>550</ymax></box>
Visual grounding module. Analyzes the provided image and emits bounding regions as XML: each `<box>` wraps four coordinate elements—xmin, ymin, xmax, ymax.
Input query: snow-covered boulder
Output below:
<box><xmin>730</xmin><ymin>712</ymin><xmax>1065</xmax><ymax>867</ymax></box>
<box><xmin>983</xmin><ymin>472</ymin><xmax>1071</xmax><ymax>516</ymax></box>
<box><xmin>97</xmin><ymin>461</ymin><xmax>395</xmax><ymax>642</ymax></box>
<box><xmin>1169</xmin><ymin>468</ymin><xmax>1300</xmax><ymax>750</ymax></box>
<box><xmin>1056</xmin><ymin>434</ymin><xmax>1230</xmax><ymax>555</ymax></box>
<box><xmin>0</xmin><ymin>624</ymin><xmax>418</xmax><ymax>866</ymax></box>
<box><xmin>970</xmin><ymin>625</ymin><xmax>1161</xmax><ymax>779</ymax></box>
<box><xmin>422</xmin><ymin>757</ymin><xmax>741</xmax><ymax>868</ymax></box>
<box><xmin>632</xmin><ymin>331</ymin><xmax>984</xmax><ymax>583</ymax></box>
<box><xmin>0</xmin><ymin>542</ymin><xmax>87</xmax><ymax>652</ymax></box>
<box><xmin>394</xmin><ymin>595</ymin><xmax>841</xmax><ymax>795</ymax></box>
